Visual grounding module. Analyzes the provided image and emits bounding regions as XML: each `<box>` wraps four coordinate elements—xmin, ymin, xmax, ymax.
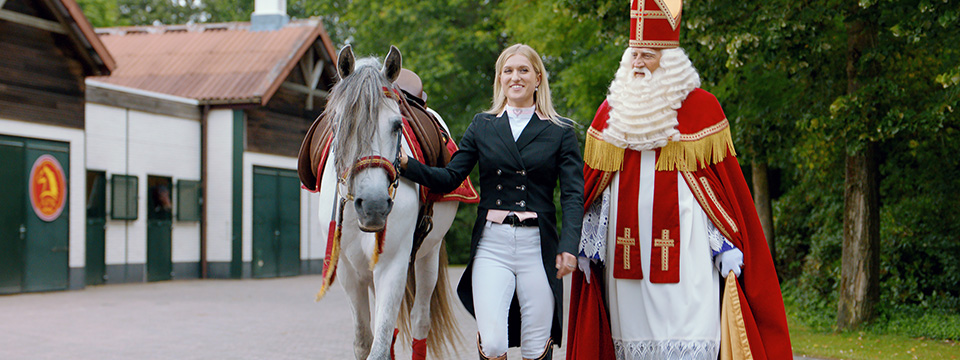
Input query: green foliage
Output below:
<box><xmin>74</xmin><ymin>0</ymin><xmax>120</xmax><ymax>27</ymax></box>
<box><xmin>114</xmin><ymin>0</ymin><xmax>203</xmax><ymax>26</ymax></box>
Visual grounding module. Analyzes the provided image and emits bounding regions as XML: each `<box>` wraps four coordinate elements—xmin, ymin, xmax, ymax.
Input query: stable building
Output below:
<box><xmin>0</xmin><ymin>0</ymin><xmax>113</xmax><ymax>293</ymax></box>
<box><xmin>87</xmin><ymin>14</ymin><xmax>338</xmax><ymax>283</ymax></box>
<box><xmin>1</xmin><ymin>0</ymin><xmax>338</xmax><ymax>294</ymax></box>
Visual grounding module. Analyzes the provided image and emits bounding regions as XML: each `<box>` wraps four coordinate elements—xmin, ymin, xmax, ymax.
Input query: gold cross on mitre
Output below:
<box><xmin>654</xmin><ymin>229</ymin><xmax>675</xmax><ymax>271</ymax></box>
<box><xmin>617</xmin><ymin>228</ymin><xmax>637</xmax><ymax>270</ymax></box>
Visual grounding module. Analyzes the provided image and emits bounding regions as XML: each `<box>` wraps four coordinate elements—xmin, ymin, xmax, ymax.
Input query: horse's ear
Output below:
<box><xmin>337</xmin><ymin>45</ymin><xmax>355</xmax><ymax>80</ymax></box>
<box><xmin>382</xmin><ymin>45</ymin><xmax>402</xmax><ymax>83</ymax></box>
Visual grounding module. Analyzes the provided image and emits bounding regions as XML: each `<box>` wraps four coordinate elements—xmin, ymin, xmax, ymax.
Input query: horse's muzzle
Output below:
<box><xmin>354</xmin><ymin>196</ymin><xmax>393</xmax><ymax>232</ymax></box>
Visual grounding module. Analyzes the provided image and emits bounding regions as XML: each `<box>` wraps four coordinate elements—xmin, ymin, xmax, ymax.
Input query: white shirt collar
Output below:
<box><xmin>498</xmin><ymin>105</ymin><xmax>549</xmax><ymax>120</ymax></box>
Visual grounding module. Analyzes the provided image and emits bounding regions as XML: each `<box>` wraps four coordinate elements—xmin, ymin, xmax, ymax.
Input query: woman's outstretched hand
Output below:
<box><xmin>556</xmin><ymin>252</ymin><xmax>577</xmax><ymax>278</ymax></box>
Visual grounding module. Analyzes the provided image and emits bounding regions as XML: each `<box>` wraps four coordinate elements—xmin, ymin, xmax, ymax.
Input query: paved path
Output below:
<box><xmin>0</xmin><ymin>267</ymin><xmax>821</xmax><ymax>360</ymax></box>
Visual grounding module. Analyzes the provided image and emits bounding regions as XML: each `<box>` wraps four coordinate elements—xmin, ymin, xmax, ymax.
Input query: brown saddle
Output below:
<box><xmin>296</xmin><ymin>87</ymin><xmax>452</xmax><ymax>193</ymax></box>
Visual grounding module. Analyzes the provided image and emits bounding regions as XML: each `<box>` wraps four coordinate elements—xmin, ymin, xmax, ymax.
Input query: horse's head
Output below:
<box><xmin>328</xmin><ymin>45</ymin><xmax>404</xmax><ymax>232</ymax></box>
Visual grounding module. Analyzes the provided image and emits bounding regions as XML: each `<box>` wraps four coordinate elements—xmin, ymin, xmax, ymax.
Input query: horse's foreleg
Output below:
<box><xmin>411</xmin><ymin>241</ymin><xmax>440</xmax><ymax>339</ymax></box>
<box><xmin>367</xmin><ymin>250</ymin><xmax>411</xmax><ymax>360</ymax></box>
<box><xmin>339</xmin><ymin>254</ymin><xmax>374</xmax><ymax>360</ymax></box>
<box><xmin>410</xmin><ymin>241</ymin><xmax>440</xmax><ymax>360</ymax></box>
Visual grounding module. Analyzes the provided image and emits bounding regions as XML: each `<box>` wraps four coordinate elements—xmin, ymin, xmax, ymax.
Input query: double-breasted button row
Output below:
<box><xmin>517</xmin><ymin>200</ymin><xmax>526</xmax><ymax>207</ymax></box>
<box><xmin>496</xmin><ymin>169</ymin><xmax>527</xmax><ymax>176</ymax></box>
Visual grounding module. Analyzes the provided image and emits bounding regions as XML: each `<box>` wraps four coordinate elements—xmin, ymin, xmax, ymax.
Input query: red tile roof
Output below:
<box><xmin>90</xmin><ymin>19</ymin><xmax>336</xmax><ymax>105</ymax></box>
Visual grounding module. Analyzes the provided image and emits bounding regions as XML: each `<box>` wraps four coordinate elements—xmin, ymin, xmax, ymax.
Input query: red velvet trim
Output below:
<box><xmin>412</xmin><ymin>338</ymin><xmax>427</xmax><ymax>360</ymax></box>
<box><xmin>613</xmin><ymin>149</ymin><xmax>643</xmax><ymax>279</ymax></box>
<box><xmin>401</xmin><ymin>118</ymin><xmax>479</xmax><ymax>204</ymax></box>
<box><xmin>675</xmin><ymin>89</ymin><xmax>727</xmax><ymax>135</ymax></box>
<box><xmin>650</xmin><ymin>148</ymin><xmax>680</xmax><ymax>283</ymax></box>
<box><xmin>565</xmin><ymin>264</ymin><xmax>616</xmax><ymax>360</ymax></box>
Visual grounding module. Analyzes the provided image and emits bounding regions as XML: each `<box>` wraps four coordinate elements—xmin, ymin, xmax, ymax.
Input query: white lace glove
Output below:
<box><xmin>715</xmin><ymin>248</ymin><xmax>744</xmax><ymax>278</ymax></box>
<box><xmin>577</xmin><ymin>256</ymin><xmax>592</xmax><ymax>283</ymax></box>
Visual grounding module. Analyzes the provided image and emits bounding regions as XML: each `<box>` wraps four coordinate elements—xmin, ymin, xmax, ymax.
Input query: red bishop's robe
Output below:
<box><xmin>566</xmin><ymin>88</ymin><xmax>792</xmax><ymax>360</ymax></box>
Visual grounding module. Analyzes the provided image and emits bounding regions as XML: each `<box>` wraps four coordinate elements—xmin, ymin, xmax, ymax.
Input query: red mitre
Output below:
<box><xmin>630</xmin><ymin>0</ymin><xmax>683</xmax><ymax>48</ymax></box>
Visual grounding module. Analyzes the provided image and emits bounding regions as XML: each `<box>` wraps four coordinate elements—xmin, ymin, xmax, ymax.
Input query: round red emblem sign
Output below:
<box><xmin>29</xmin><ymin>154</ymin><xmax>67</xmax><ymax>222</ymax></box>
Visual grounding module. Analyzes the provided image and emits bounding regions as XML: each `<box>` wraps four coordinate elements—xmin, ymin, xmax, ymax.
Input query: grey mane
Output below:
<box><xmin>327</xmin><ymin>57</ymin><xmax>395</xmax><ymax>185</ymax></box>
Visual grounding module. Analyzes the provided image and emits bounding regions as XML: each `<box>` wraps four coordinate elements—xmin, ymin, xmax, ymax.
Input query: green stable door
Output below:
<box><xmin>147</xmin><ymin>176</ymin><xmax>173</xmax><ymax>282</ymax></box>
<box><xmin>0</xmin><ymin>135</ymin><xmax>70</xmax><ymax>293</ymax></box>
<box><xmin>85</xmin><ymin>171</ymin><xmax>107</xmax><ymax>285</ymax></box>
<box><xmin>252</xmin><ymin>166</ymin><xmax>300</xmax><ymax>278</ymax></box>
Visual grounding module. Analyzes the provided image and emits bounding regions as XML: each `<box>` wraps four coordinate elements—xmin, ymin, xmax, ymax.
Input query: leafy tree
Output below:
<box><xmin>74</xmin><ymin>0</ymin><xmax>120</xmax><ymax>27</ymax></box>
<box><xmin>115</xmin><ymin>0</ymin><xmax>203</xmax><ymax>25</ymax></box>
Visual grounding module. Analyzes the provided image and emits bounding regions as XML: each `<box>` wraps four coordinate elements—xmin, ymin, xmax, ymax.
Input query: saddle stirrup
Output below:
<box><xmin>523</xmin><ymin>338</ymin><xmax>554</xmax><ymax>360</ymax></box>
<box><xmin>477</xmin><ymin>333</ymin><xmax>507</xmax><ymax>360</ymax></box>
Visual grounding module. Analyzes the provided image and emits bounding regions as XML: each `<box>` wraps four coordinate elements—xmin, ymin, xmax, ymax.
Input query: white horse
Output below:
<box><xmin>311</xmin><ymin>45</ymin><xmax>461</xmax><ymax>360</ymax></box>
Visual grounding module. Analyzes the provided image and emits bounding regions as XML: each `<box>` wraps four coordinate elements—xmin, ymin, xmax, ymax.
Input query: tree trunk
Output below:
<box><xmin>838</xmin><ymin>11</ymin><xmax>881</xmax><ymax>330</ymax></box>
<box><xmin>751</xmin><ymin>160</ymin><xmax>776</xmax><ymax>260</ymax></box>
<box><xmin>838</xmin><ymin>146</ymin><xmax>881</xmax><ymax>330</ymax></box>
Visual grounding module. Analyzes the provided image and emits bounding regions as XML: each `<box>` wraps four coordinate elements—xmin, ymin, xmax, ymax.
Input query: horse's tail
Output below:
<box><xmin>427</xmin><ymin>242</ymin><xmax>462</xmax><ymax>356</ymax></box>
<box><xmin>397</xmin><ymin>241</ymin><xmax>462</xmax><ymax>357</ymax></box>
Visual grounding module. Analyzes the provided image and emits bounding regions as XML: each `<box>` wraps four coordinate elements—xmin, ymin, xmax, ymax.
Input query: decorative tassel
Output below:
<box><xmin>316</xmin><ymin>224</ymin><xmax>341</xmax><ymax>301</ymax></box>
<box><xmin>583</xmin><ymin>128</ymin><xmax>624</xmax><ymax>172</ymax></box>
<box><xmin>390</xmin><ymin>328</ymin><xmax>399</xmax><ymax>360</ymax></box>
<box><xmin>370</xmin><ymin>229</ymin><xmax>386</xmax><ymax>270</ymax></box>
<box><xmin>656</xmin><ymin>126</ymin><xmax>736</xmax><ymax>171</ymax></box>
<box><xmin>317</xmin><ymin>199</ymin><xmax>346</xmax><ymax>301</ymax></box>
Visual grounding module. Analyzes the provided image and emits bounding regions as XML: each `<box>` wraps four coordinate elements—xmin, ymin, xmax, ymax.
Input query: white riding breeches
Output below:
<box><xmin>472</xmin><ymin>221</ymin><xmax>554</xmax><ymax>358</ymax></box>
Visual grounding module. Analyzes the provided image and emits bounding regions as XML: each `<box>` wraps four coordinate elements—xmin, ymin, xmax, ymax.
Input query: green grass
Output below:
<box><xmin>788</xmin><ymin>308</ymin><xmax>960</xmax><ymax>359</ymax></box>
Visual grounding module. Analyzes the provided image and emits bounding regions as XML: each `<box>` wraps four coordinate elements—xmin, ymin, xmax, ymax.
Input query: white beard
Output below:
<box><xmin>603</xmin><ymin>48</ymin><xmax>700</xmax><ymax>151</ymax></box>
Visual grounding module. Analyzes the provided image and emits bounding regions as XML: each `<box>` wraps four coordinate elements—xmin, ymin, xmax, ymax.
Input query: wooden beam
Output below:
<box><xmin>0</xmin><ymin>0</ymin><xmax>8</xmax><ymax>9</ymax></box>
<box><xmin>0</xmin><ymin>9</ymin><xmax>67</xmax><ymax>34</ymax></box>
<box><xmin>305</xmin><ymin>60</ymin><xmax>325</xmax><ymax>111</ymax></box>
<box><xmin>281</xmin><ymin>81</ymin><xmax>329</xmax><ymax>98</ymax></box>
<box><xmin>86</xmin><ymin>84</ymin><xmax>202</xmax><ymax>120</ymax></box>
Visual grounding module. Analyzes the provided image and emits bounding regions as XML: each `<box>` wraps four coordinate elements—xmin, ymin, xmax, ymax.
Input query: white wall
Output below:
<box><xmin>0</xmin><ymin>117</ymin><xmax>86</xmax><ymax>268</ymax></box>
<box><xmin>205</xmin><ymin>109</ymin><xmax>235</xmax><ymax>263</ymax></box>
<box><xmin>85</xmin><ymin>103</ymin><xmax>201</xmax><ymax>265</ymax></box>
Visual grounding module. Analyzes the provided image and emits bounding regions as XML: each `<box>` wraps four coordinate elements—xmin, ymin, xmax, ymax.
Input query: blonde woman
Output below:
<box><xmin>400</xmin><ymin>44</ymin><xmax>583</xmax><ymax>359</ymax></box>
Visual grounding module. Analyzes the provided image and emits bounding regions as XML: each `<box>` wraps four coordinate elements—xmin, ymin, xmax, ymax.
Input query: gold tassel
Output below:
<box><xmin>583</xmin><ymin>130</ymin><xmax>624</xmax><ymax>172</ymax></box>
<box><xmin>656</xmin><ymin>126</ymin><xmax>737</xmax><ymax>171</ymax></box>
<box><xmin>720</xmin><ymin>272</ymin><xmax>753</xmax><ymax>360</ymax></box>
<box><xmin>369</xmin><ymin>230</ymin><xmax>384</xmax><ymax>271</ymax></box>
<box><xmin>315</xmin><ymin>226</ymin><xmax>341</xmax><ymax>301</ymax></box>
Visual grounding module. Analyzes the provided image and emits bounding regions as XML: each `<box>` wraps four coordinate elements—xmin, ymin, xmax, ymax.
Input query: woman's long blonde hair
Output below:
<box><xmin>486</xmin><ymin>44</ymin><xmax>568</xmax><ymax>126</ymax></box>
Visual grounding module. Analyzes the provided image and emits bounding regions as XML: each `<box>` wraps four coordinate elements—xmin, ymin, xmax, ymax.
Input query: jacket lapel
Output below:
<box><xmin>516</xmin><ymin>115</ymin><xmax>549</xmax><ymax>151</ymax></box>
<box><xmin>492</xmin><ymin>113</ymin><xmax>523</xmax><ymax>165</ymax></box>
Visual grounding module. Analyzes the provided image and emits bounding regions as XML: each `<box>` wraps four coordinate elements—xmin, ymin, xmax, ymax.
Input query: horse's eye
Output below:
<box><xmin>391</xmin><ymin>118</ymin><xmax>403</xmax><ymax>133</ymax></box>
